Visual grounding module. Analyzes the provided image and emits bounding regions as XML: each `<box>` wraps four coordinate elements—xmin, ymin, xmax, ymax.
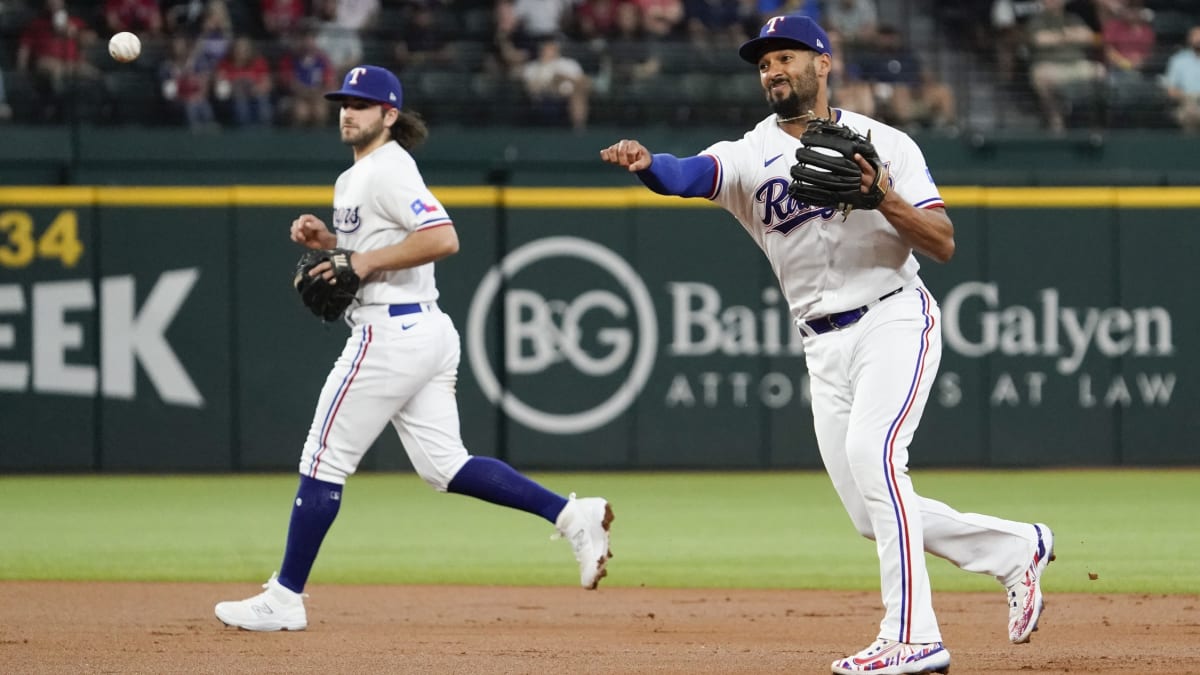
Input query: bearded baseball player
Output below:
<box><xmin>601</xmin><ymin>15</ymin><xmax>1053</xmax><ymax>675</ymax></box>
<box><xmin>215</xmin><ymin>65</ymin><xmax>613</xmax><ymax>631</ymax></box>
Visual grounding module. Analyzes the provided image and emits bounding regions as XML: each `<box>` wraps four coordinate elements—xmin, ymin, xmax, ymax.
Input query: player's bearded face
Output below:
<box><xmin>766</xmin><ymin>57</ymin><xmax>819</xmax><ymax>119</ymax></box>
<box><xmin>339</xmin><ymin>105</ymin><xmax>388</xmax><ymax>148</ymax></box>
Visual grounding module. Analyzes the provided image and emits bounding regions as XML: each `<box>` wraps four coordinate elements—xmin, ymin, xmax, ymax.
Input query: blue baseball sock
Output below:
<box><xmin>277</xmin><ymin>475</ymin><xmax>343</xmax><ymax>593</ymax></box>
<box><xmin>447</xmin><ymin>456</ymin><xmax>568</xmax><ymax>524</ymax></box>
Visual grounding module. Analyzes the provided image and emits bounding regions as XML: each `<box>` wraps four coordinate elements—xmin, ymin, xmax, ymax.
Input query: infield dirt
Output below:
<box><xmin>1</xmin><ymin>583</ymin><xmax>1197</xmax><ymax>674</ymax></box>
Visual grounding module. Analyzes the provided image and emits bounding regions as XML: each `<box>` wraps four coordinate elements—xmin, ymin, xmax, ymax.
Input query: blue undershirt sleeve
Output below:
<box><xmin>635</xmin><ymin>153</ymin><xmax>717</xmax><ymax>198</ymax></box>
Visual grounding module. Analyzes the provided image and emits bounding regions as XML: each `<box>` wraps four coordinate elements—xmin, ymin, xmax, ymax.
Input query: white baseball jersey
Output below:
<box><xmin>332</xmin><ymin>141</ymin><xmax>451</xmax><ymax>313</ymax></box>
<box><xmin>702</xmin><ymin>108</ymin><xmax>944</xmax><ymax>321</ymax></box>
<box><xmin>299</xmin><ymin>140</ymin><xmax>470</xmax><ymax>489</ymax></box>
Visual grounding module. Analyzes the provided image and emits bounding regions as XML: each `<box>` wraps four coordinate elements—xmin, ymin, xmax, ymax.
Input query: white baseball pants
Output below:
<box><xmin>298</xmin><ymin>304</ymin><xmax>471</xmax><ymax>489</ymax></box>
<box><xmin>803</xmin><ymin>279</ymin><xmax>1038</xmax><ymax>644</ymax></box>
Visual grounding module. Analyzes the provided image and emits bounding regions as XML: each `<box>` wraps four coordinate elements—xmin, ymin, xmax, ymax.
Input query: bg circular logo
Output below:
<box><xmin>466</xmin><ymin>237</ymin><xmax>657</xmax><ymax>434</ymax></box>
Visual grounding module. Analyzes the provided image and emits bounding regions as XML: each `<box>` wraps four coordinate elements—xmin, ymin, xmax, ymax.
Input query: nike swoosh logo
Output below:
<box><xmin>401</xmin><ymin>322</ymin><xmax>417</xmax><ymax>330</ymax></box>
<box><xmin>764</xmin><ymin>153</ymin><xmax>783</xmax><ymax>167</ymax></box>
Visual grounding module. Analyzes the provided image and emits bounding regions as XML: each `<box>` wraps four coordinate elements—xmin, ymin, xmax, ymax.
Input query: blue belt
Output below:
<box><xmin>802</xmin><ymin>287</ymin><xmax>905</xmax><ymax>336</ymax></box>
<box><xmin>387</xmin><ymin>302</ymin><xmax>434</xmax><ymax>317</ymax></box>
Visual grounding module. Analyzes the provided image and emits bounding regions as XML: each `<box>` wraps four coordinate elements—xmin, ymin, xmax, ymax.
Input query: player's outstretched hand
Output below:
<box><xmin>291</xmin><ymin>214</ymin><xmax>337</xmax><ymax>250</ymax></box>
<box><xmin>600</xmin><ymin>139</ymin><xmax>653</xmax><ymax>172</ymax></box>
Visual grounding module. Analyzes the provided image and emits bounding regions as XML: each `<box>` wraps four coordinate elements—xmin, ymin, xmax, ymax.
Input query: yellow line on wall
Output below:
<box><xmin>2</xmin><ymin>186</ymin><xmax>1200</xmax><ymax>208</ymax></box>
<box><xmin>0</xmin><ymin>187</ymin><xmax>97</xmax><ymax>205</ymax></box>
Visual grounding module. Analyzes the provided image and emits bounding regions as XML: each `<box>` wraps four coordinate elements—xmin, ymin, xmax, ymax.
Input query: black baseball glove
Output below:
<box><xmin>788</xmin><ymin>118</ymin><xmax>890</xmax><ymax>215</ymax></box>
<box><xmin>293</xmin><ymin>248</ymin><xmax>361</xmax><ymax>322</ymax></box>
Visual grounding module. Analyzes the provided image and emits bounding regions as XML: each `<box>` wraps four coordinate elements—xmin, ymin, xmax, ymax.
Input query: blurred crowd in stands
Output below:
<box><xmin>943</xmin><ymin>0</ymin><xmax>1200</xmax><ymax>132</ymax></box>
<box><xmin>0</xmin><ymin>0</ymin><xmax>1198</xmax><ymax>134</ymax></box>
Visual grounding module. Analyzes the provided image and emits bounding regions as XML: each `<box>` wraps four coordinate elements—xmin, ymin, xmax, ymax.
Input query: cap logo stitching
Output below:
<box><xmin>347</xmin><ymin>67</ymin><xmax>367</xmax><ymax>85</ymax></box>
<box><xmin>765</xmin><ymin>15</ymin><xmax>786</xmax><ymax>33</ymax></box>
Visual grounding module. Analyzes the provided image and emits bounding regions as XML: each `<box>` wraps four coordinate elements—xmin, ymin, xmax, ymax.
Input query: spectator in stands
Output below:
<box><xmin>330</xmin><ymin>0</ymin><xmax>380</xmax><ymax>33</ymax></box>
<box><xmin>277</xmin><ymin>24</ymin><xmax>338</xmax><ymax>127</ymax></box>
<box><xmin>1100</xmin><ymin>0</ymin><xmax>1155</xmax><ymax>112</ymax></box>
<box><xmin>1026</xmin><ymin>0</ymin><xmax>1105</xmax><ymax>132</ymax></box>
<box><xmin>159</xmin><ymin>34</ymin><xmax>218</xmax><ymax>131</ymax></box>
<box><xmin>105</xmin><ymin>0</ymin><xmax>164</xmax><ymax>37</ymax></box>
<box><xmin>521</xmin><ymin>35</ymin><xmax>590</xmax><ymax>131</ymax></box>
<box><xmin>826</xmin><ymin>27</ymin><xmax>875</xmax><ymax>118</ymax></box>
<box><xmin>576</xmin><ymin>0</ymin><xmax>622</xmax><ymax>43</ymax></box>
<box><xmin>261</xmin><ymin>0</ymin><xmax>307</xmax><ymax>38</ymax></box>
<box><xmin>214</xmin><ymin>35</ymin><xmax>274</xmax><ymax>126</ymax></box>
<box><xmin>512</xmin><ymin>0</ymin><xmax>576</xmax><ymax>45</ymax></box>
<box><xmin>1164</xmin><ymin>26</ymin><xmax>1200</xmax><ymax>133</ymax></box>
<box><xmin>164</xmin><ymin>0</ymin><xmax>207</xmax><ymax>35</ymax></box>
<box><xmin>755</xmin><ymin>0</ymin><xmax>820</xmax><ymax>27</ymax></box>
<box><xmin>316</xmin><ymin>0</ymin><xmax>381</xmax><ymax>72</ymax></box>
<box><xmin>628</xmin><ymin>0</ymin><xmax>686</xmax><ymax>39</ymax></box>
<box><xmin>989</xmin><ymin>0</ymin><xmax>1042</xmax><ymax>85</ymax></box>
<box><xmin>606</xmin><ymin>1</ymin><xmax>661</xmax><ymax>87</ymax></box>
<box><xmin>194</xmin><ymin>0</ymin><xmax>234</xmax><ymax>73</ymax></box>
<box><xmin>683</xmin><ymin>0</ymin><xmax>745</xmax><ymax>48</ymax></box>
<box><xmin>393</xmin><ymin>0</ymin><xmax>457</xmax><ymax>71</ymax></box>
<box><xmin>16</xmin><ymin>0</ymin><xmax>103</xmax><ymax>121</ymax></box>
<box><xmin>315</xmin><ymin>0</ymin><xmax>365</xmax><ymax>73</ymax></box>
<box><xmin>492</xmin><ymin>0</ymin><xmax>535</xmax><ymax>74</ymax></box>
<box><xmin>854</xmin><ymin>25</ymin><xmax>956</xmax><ymax>131</ymax></box>
<box><xmin>824</xmin><ymin>0</ymin><xmax>877</xmax><ymax>47</ymax></box>
<box><xmin>1101</xmin><ymin>1</ymin><xmax>1154</xmax><ymax>73</ymax></box>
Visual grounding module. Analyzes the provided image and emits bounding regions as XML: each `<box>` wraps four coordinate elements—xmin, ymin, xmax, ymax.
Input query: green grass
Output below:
<box><xmin>0</xmin><ymin>470</ymin><xmax>1196</xmax><ymax>594</ymax></box>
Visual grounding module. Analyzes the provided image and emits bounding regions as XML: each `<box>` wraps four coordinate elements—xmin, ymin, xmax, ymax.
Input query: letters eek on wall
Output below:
<box><xmin>0</xmin><ymin>207</ymin><xmax>98</xmax><ymax>469</ymax></box>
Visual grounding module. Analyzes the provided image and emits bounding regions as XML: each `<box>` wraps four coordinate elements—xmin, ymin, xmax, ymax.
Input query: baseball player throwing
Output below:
<box><xmin>215</xmin><ymin>65</ymin><xmax>613</xmax><ymax>631</ymax></box>
<box><xmin>601</xmin><ymin>15</ymin><xmax>1053</xmax><ymax>675</ymax></box>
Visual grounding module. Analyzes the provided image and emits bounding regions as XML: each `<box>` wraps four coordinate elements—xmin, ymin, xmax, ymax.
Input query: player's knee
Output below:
<box><xmin>297</xmin><ymin>459</ymin><xmax>350</xmax><ymax>485</ymax></box>
<box><xmin>415</xmin><ymin>459</ymin><xmax>468</xmax><ymax>492</ymax></box>
<box><xmin>847</xmin><ymin>512</ymin><xmax>875</xmax><ymax>539</ymax></box>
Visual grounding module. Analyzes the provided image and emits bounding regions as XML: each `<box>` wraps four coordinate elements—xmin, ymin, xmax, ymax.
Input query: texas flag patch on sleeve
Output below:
<box><xmin>409</xmin><ymin>197</ymin><xmax>452</xmax><ymax>229</ymax></box>
<box><xmin>410</xmin><ymin>198</ymin><xmax>439</xmax><ymax>214</ymax></box>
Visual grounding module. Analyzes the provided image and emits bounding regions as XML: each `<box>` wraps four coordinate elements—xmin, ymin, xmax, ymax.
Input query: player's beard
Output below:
<box><xmin>341</xmin><ymin>115</ymin><xmax>388</xmax><ymax>149</ymax></box>
<box><xmin>767</xmin><ymin>60</ymin><xmax>819</xmax><ymax>120</ymax></box>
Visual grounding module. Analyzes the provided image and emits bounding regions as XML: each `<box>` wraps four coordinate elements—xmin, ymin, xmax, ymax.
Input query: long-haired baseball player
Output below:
<box><xmin>215</xmin><ymin>65</ymin><xmax>614</xmax><ymax>631</ymax></box>
<box><xmin>600</xmin><ymin>15</ymin><xmax>1053</xmax><ymax>675</ymax></box>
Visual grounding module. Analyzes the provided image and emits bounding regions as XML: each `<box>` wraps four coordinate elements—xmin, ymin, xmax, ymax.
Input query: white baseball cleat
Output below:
<box><xmin>554</xmin><ymin>493</ymin><xmax>614</xmax><ymax>589</ymax></box>
<box><xmin>831</xmin><ymin>638</ymin><xmax>951</xmax><ymax>674</ymax></box>
<box><xmin>215</xmin><ymin>573</ymin><xmax>308</xmax><ymax>631</ymax></box>
<box><xmin>1007</xmin><ymin>523</ymin><xmax>1055</xmax><ymax>643</ymax></box>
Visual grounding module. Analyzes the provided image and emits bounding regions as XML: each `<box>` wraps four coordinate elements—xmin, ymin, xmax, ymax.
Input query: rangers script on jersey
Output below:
<box><xmin>701</xmin><ymin>108</ymin><xmax>945</xmax><ymax>321</ymax></box>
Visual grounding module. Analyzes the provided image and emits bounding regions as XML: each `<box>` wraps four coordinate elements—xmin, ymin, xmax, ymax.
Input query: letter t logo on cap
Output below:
<box><xmin>765</xmin><ymin>15</ymin><xmax>787</xmax><ymax>33</ymax></box>
<box><xmin>348</xmin><ymin>67</ymin><xmax>367</xmax><ymax>85</ymax></box>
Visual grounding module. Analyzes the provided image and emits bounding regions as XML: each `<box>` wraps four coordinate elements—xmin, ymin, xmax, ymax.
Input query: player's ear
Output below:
<box><xmin>815</xmin><ymin>52</ymin><xmax>833</xmax><ymax>78</ymax></box>
<box><xmin>383</xmin><ymin>106</ymin><xmax>400</xmax><ymax>128</ymax></box>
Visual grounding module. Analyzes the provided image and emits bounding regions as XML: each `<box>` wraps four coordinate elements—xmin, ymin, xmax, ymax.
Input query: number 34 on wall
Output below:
<box><xmin>0</xmin><ymin>210</ymin><xmax>84</xmax><ymax>269</ymax></box>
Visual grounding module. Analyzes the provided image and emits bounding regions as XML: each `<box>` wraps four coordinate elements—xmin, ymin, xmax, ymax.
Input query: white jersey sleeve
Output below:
<box><xmin>701</xmin><ymin>133</ymin><xmax>772</xmax><ymax>253</ymax></box>
<box><xmin>372</xmin><ymin>165</ymin><xmax>453</xmax><ymax>234</ymax></box>
<box><xmin>873</xmin><ymin>122</ymin><xmax>944</xmax><ymax>210</ymax></box>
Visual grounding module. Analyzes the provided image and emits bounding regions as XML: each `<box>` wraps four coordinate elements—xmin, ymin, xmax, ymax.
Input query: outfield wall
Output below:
<box><xmin>1</xmin><ymin>186</ymin><xmax>1195</xmax><ymax>471</ymax></box>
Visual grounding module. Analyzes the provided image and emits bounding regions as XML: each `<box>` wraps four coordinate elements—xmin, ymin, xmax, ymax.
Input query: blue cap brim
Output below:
<box><xmin>325</xmin><ymin>89</ymin><xmax>374</xmax><ymax>102</ymax></box>
<box><xmin>324</xmin><ymin>90</ymin><xmax>398</xmax><ymax>106</ymax></box>
<box><xmin>738</xmin><ymin>37</ymin><xmax>817</xmax><ymax>64</ymax></box>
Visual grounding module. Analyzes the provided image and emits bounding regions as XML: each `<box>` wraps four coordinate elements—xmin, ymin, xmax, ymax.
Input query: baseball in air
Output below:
<box><xmin>108</xmin><ymin>32</ymin><xmax>141</xmax><ymax>63</ymax></box>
